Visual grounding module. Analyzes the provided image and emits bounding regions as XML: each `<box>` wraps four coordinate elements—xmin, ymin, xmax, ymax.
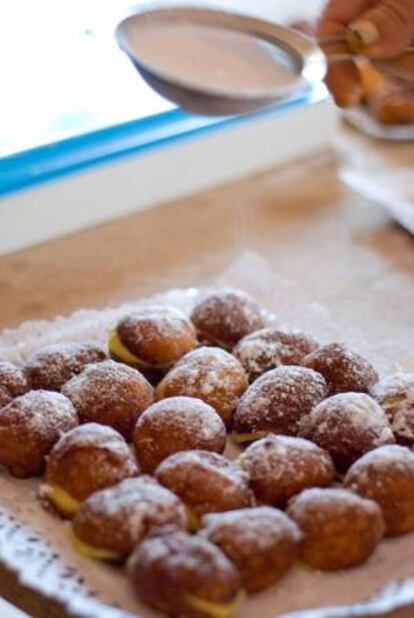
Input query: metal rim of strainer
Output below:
<box><xmin>115</xmin><ymin>5</ymin><xmax>327</xmax><ymax>115</ymax></box>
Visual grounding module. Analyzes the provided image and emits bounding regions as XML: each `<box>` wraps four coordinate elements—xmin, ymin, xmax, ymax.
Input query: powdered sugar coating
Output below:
<box><xmin>201</xmin><ymin>506</ymin><xmax>301</xmax><ymax>592</ymax></box>
<box><xmin>23</xmin><ymin>342</ymin><xmax>107</xmax><ymax>392</ymax></box>
<box><xmin>234</xmin><ymin>328</ymin><xmax>318</xmax><ymax>382</ymax></box>
<box><xmin>116</xmin><ymin>305</ymin><xmax>198</xmax><ymax>368</ymax></box>
<box><xmin>190</xmin><ymin>288</ymin><xmax>265</xmax><ymax>350</ymax></box>
<box><xmin>155</xmin><ymin>450</ymin><xmax>253</xmax><ymax>517</ymax></box>
<box><xmin>344</xmin><ymin>445</ymin><xmax>414</xmax><ymax>536</ymax></box>
<box><xmin>299</xmin><ymin>392</ymin><xmax>395</xmax><ymax>471</ymax></box>
<box><xmin>371</xmin><ymin>373</ymin><xmax>414</xmax><ymax>446</ymax></box>
<box><xmin>43</xmin><ymin>423</ymin><xmax>139</xmax><ymax>505</ymax></box>
<box><xmin>0</xmin><ymin>361</ymin><xmax>28</xmax><ymax>408</ymax></box>
<box><xmin>73</xmin><ymin>476</ymin><xmax>187</xmax><ymax>557</ymax></box>
<box><xmin>233</xmin><ymin>366</ymin><xmax>328</xmax><ymax>437</ymax></box>
<box><xmin>62</xmin><ymin>360</ymin><xmax>154</xmax><ymax>440</ymax></box>
<box><xmin>239</xmin><ymin>435</ymin><xmax>334</xmax><ymax>508</ymax></box>
<box><xmin>287</xmin><ymin>487</ymin><xmax>385</xmax><ymax>570</ymax></box>
<box><xmin>303</xmin><ymin>343</ymin><xmax>378</xmax><ymax>395</ymax></box>
<box><xmin>156</xmin><ymin>347</ymin><xmax>248</xmax><ymax>427</ymax></box>
<box><xmin>0</xmin><ymin>390</ymin><xmax>78</xmax><ymax>478</ymax></box>
<box><xmin>128</xmin><ymin>528</ymin><xmax>240</xmax><ymax>615</ymax></box>
<box><xmin>134</xmin><ymin>397</ymin><xmax>226</xmax><ymax>473</ymax></box>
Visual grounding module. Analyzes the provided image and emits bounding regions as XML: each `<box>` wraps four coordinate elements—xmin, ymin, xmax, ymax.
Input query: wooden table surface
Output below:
<box><xmin>0</xmin><ymin>123</ymin><xmax>414</xmax><ymax>618</ymax></box>
<box><xmin>0</xmin><ymin>124</ymin><xmax>413</xmax><ymax>340</ymax></box>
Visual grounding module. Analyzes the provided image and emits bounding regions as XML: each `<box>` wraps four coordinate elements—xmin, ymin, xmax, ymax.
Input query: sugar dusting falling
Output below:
<box><xmin>1</xmin><ymin>253</ymin><xmax>414</xmax><ymax>379</ymax></box>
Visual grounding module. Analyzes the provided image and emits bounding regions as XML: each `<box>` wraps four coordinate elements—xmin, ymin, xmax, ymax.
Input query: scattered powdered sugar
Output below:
<box><xmin>191</xmin><ymin>288</ymin><xmax>265</xmax><ymax>349</ymax></box>
<box><xmin>118</xmin><ymin>305</ymin><xmax>196</xmax><ymax>352</ymax></box>
<box><xmin>234</xmin><ymin>366</ymin><xmax>327</xmax><ymax>435</ymax></box>
<box><xmin>155</xmin><ymin>450</ymin><xmax>252</xmax><ymax>513</ymax></box>
<box><xmin>74</xmin><ymin>476</ymin><xmax>187</xmax><ymax>550</ymax></box>
<box><xmin>371</xmin><ymin>373</ymin><xmax>414</xmax><ymax>444</ymax></box>
<box><xmin>62</xmin><ymin>360</ymin><xmax>154</xmax><ymax>439</ymax></box>
<box><xmin>157</xmin><ymin>347</ymin><xmax>247</xmax><ymax>425</ymax></box>
<box><xmin>23</xmin><ymin>342</ymin><xmax>107</xmax><ymax>391</ymax></box>
<box><xmin>201</xmin><ymin>506</ymin><xmax>302</xmax><ymax>556</ymax></box>
<box><xmin>312</xmin><ymin>393</ymin><xmax>392</xmax><ymax>440</ymax></box>
<box><xmin>137</xmin><ymin>397</ymin><xmax>225</xmax><ymax>443</ymax></box>
<box><xmin>234</xmin><ymin>328</ymin><xmax>318</xmax><ymax>382</ymax></box>
<box><xmin>303</xmin><ymin>343</ymin><xmax>378</xmax><ymax>395</ymax></box>
<box><xmin>238</xmin><ymin>435</ymin><xmax>334</xmax><ymax>503</ymax></box>
<box><xmin>1</xmin><ymin>390</ymin><xmax>78</xmax><ymax>441</ymax></box>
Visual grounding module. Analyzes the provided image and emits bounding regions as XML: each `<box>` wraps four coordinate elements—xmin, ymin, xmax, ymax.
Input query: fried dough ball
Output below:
<box><xmin>109</xmin><ymin>306</ymin><xmax>198</xmax><ymax>371</ymax></box>
<box><xmin>287</xmin><ymin>488</ymin><xmax>385</xmax><ymax>570</ymax></box>
<box><xmin>371</xmin><ymin>373</ymin><xmax>414</xmax><ymax>446</ymax></box>
<box><xmin>128</xmin><ymin>527</ymin><xmax>242</xmax><ymax>618</ymax></box>
<box><xmin>72</xmin><ymin>477</ymin><xmax>188</xmax><ymax>561</ymax></box>
<box><xmin>232</xmin><ymin>366</ymin><xmax>327</xmax><ymax>445</ymax></box>
<box><xmin>233</xmin><ymin>328</ymin><xmax>318</xmax><ymax>382</ymax></box>
<box><xmin>40</xmin><ymin>423</ymin><xmax>138</xmax><ymax>517</ymax></box>
<box><xmin>133</xmin><ymin>397</ymin><xmax>226</xmax><ymax>474</ymax></box>
<box><xmin>23</xmin><ymin>342</ymin><xmax>107</xmax><ymax>391</ymax></box>
<box><xmin>299</xmin><ymin>393</ymin><xmax>395</xmax><ymax>472</ymax></box>
<box><xmin>238</xmin><ymin>435</ymin><xmax>334</xmax><ymax>508</ymax></box>
<box><xmin>302</xmin><ymin>343</ymin><xmax>378</xmax><ymax>395</ymax></box>
<box><xmin>62</xmin><ymin>360</ymin><xmax>153</xmax><ymax>440</ymax></box>
<box><xmin>201</xmin><ymin>507</ymin><xmax>301</xmax><ymax>592</ymax></box>
<box><xmin>0</xmin><ymin>361</ymin><xmax>28</xmax><ymax>408</ymax></box>
<box><xmin>344</xmin><ymin>445</ymin><xmax>414</xmax><ymax>536</ymax></box>
<box><xmin>155</xmin><ymin>451</ymin><xmax>253</xmax><ymax>529</ymax></box>
<box><xmin>0</xmin><ymin>390</ymin><xmax>78</xmax><ymax>478</ymax></box>
<box><xmin>156</xmin><ymin>347</ymin><xmax>248</xmax><ymax>427</ymax></box>
<box><xmin>190</xmin><ymin>289</ymin><xmax>265</xmax><ymax>350</ymax></box>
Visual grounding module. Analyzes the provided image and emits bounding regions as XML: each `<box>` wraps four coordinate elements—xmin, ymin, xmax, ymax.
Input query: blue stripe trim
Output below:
<box><xmin>0</xmin><ymin>85</ymin><xmax>327</xmax><ymax>198</ymax></box>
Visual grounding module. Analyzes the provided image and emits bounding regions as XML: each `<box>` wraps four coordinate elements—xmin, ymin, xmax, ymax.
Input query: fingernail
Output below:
<box><xmin>349</xmin><ymin>20</ymin><xmax>380</xmax><ymax>46</ymax></box>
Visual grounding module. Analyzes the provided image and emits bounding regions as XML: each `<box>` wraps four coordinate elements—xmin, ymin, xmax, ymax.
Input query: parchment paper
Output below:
<box><xmin>1</xmin><ymin>252</ymin><xmax>414</xmax><ymax>618</ymax></box>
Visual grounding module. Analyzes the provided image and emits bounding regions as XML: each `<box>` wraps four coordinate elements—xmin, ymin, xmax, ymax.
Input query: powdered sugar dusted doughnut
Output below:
<box><xmin>109</xmin><ymin>305</ymin><xmax>198</xmax><ymax>371</ymax></box>
<box><xmin>239</xmin><ymin>435</ymin><xmax>334</xmax><ymax>508</ymax></box>
<box><xmin>201</xmin><ymin>506</ymin><xmax>301</xmax><ymax>592</ymax></box>
<box><xmin>0</xmin><ymin>390</ymin><xmax>78</xmax><ymax>478</ymax></box>
<box><xmin>72</xmin><ymin>476</ymin><xmax>188</xmax><ymax>561</ymax></box>
<box><xmin>371</xmin><ymin>373</ymin><xmax>414</xmax><ymax>446</ymax></box>
<box><xmin>299</xmin><ymin>392</ymin><xmax>395</xmax><ymax>472</ymax></box>
<box><xmin>344</xmin><ymin>445</ymin><xmax>414</xmax><ymax>536</ymax></box>
<box><xmin>303</xmin><ymin>343</ymin><xmax>378</xmax><ymax>395</ymax></box>
<box><xmin>155</xmin><ymin>450</ymin><xmax>253</xmax><ymax>527</ymax></box>
<box><xmin>134</xmin><ymin>397</ymin><xmax>226</xmax><ymax>473</ymax></box>
<box><xmin>23</xmin><ymin>342</ymin><xmax>107</xmax><ymax>391</ymax></box>
<box><xmin>156</xmin><ymin>347</ymin><xmax>248</xmax><ymax>427</ymax></box>
<box><xmin>233</xmin><ymin>366</ymin><xmax>327</xmax><ymax>444</ymax></box>
<box><xmin>190</xmin><ymin>289</ymin><xmax>265</xmax><ymax>350</ymax></box>
<box><xmin>40</xmin><ymin>423</ymin><xmax>139</xmax><ymax>517</ymax></box>
<box><xmin>287</xmin><ymin>488</ymin><xmax>385</xmax><ymax>570</ymax></box>
<box><xmin>62</xmin><ymin>360</ymin><xmax>153</xmax><ymax>440</ymax></box>
<box><xmin>0</xmin><ymin>361</ymin><xmax>28</xmax><ymax>408</ymax></box>
<box><xmin>128</xmin><ymin>528</ymin><xmax>242</xmax><ymax>618</ymax></box>
<box><xmin>234</xmin><ymin>328</ymin><xmax>318</xmax><ymax>382</ymax></box>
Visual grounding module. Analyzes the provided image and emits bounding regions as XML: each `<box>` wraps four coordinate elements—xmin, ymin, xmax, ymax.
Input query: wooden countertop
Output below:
<box><xmin>0</xmin><ymin>125</ymin><xmax>413</xmax><ymax>342</ymax></box>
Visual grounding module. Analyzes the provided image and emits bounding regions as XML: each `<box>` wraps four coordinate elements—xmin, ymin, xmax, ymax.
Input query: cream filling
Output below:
<box><xmin>186</xmin><ymin>590</ymin><xmax>245</xmax><ymax>618</ymax></box>
<box><xmin>231</xmin><ymin>431</ymin><xmax>268</xmax><ymax>444</ymax></box>
<box><xmin>70</xmin><ymin>526</ymin><xmax>123</xmax><ymax>562</ymax></box>
<box><xmin>40</xmin><ymin>483</ymin><xmax>80</xmax><ymax>517</ymax></box>
<box><xmin>108</xmin><ymin>330</ymin><xmax>173</xmax><ymax>370</ymax></box>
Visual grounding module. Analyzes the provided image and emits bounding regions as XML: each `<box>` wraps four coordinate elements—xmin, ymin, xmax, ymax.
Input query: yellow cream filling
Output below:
<box><xmin>70</xmin><ymin>526</ymin><xmax>122</xmax><ymax>562</ymax></box>
<box><xmin>41</xmin><ymin>483</ymin><xmax>80</xmax><ymax>517</ymax></box>
<box><xmin>186</xmin><ymin>507</ymin><xmax>201</xmax><ymax>532</ymax></box>
<box><xmin>108</xmin><ymin>330</ymin><xmax>173</xmax><ymax>370</ymax></box>
<box><xmin>108</xmin><ymin>330</ymin><xmax>142</xmax><ymax>366</ymax></box>
<box><xmin>186</xmin><ymin>590</ymin><xmax>245</xmax><ymax>618</ymax></box>
<box><xmin>231</xmin><ymin>431</ymin><xmax>268</xmax><ymax>444</ymax></box>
